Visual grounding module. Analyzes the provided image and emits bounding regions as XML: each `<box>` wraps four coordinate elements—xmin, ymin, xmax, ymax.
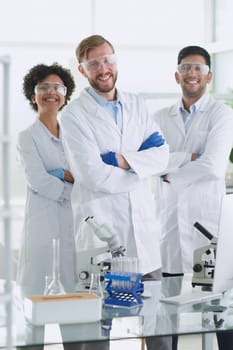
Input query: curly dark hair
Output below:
<box><xmin>23</xmin><ymin>63</ymin><xmax>76</xmax><ymax>111</ymax></box>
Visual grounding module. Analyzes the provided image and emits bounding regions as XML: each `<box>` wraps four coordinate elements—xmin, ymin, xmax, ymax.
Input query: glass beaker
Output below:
<box><xmin>89</xmin><ymin>273</ymin><xmax>104</xmax><ymax>299</ymax></box>
<box><xmin>46</xmin><ymin>238</ymin><xmax>66</xmax><ymax>295</ymax></box>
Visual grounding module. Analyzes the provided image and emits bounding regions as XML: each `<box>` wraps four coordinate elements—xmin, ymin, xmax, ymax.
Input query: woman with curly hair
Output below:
<box><xmin>16</xmin><ymin>63</ymin><xmax>77</xmax><ymax>296</ymax></box>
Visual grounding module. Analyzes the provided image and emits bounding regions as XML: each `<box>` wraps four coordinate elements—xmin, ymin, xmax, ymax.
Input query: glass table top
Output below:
<box><xmin>1</xmin><ymin>274</ymin><xmax>233</xmax><ymax>348</ymax></box>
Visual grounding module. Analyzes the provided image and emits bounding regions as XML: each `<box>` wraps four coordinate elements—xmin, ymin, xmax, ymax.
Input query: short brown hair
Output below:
<box><xmin>75</xmin><ymin>35</ymin><xmax>115</xmax><ymax>63</ymax></box>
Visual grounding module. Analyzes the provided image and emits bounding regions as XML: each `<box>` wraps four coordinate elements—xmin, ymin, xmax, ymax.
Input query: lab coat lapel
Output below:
<box><xmin>184</xmin><ymin>94</ymin><xmax>213</xmax><ymax>138</ymax></box>
<box><xmin>171</xmin><ymin>103</ymin><xmax>186</xmax><ymax>136</ymax></box>
<box><xmin>30</xmin><ymin>120</ymin><xmax>62</xmax><ymax>168</ymax></box>
<box><xmin>198</xmin><ymin>93</ymin><xmax>213</xmax><ymax>112</ymax></box>
<box><xmin>81</xmin><ymin>90</ymin><xmax>121</xmax><ymax>136</ymax></box>
<box><xmin>120</xmin><ymin>98</ymin><xmax>132</xmax><ymax>142</ymax></box>
<box><xmin>96</xmin><ymin>104</ymin><xmax>121</xmax><ymax>135</ymax></box>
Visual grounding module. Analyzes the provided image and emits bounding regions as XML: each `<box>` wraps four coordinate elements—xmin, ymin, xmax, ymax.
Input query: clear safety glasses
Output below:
<box><xmin>177</xmin><ymin>63</ymin><xmax>210</xmax><ymax>75</ymax></box>
<box><xmin>81</xmin><ymin>53</ymin><xmax>117</xmax><ymax>73</ymax></box>
<box><xmin>34</xmin><ymin>82</ymin><xmax>67</xmax><ymax>96</ymax></box>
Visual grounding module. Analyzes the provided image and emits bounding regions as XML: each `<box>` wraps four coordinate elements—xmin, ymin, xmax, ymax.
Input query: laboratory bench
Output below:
<box><xmin>1</xmin><ymin>274</ymin><xmax>233</xmax><ymax>349</ymax></box>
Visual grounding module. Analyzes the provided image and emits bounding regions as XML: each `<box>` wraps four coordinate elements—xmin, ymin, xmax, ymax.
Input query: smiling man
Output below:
<box><xmin>155</xmin><ymin>45</ymin><xmax>233</xmax><ymax>275</ymax></box>
<box><xmin>60</xmin><ymin>35</ymin><xmax>171</xmax><ymax>349</ymax></box>
<box><xmin>154</xmin><ymin>45</ymin><xmax>233</xmax><ymax>350</ymax></box>
<box><xmin>60</xmin><ymin>34</ymin><xmax>169</xmax><ymax>278</ymax></box>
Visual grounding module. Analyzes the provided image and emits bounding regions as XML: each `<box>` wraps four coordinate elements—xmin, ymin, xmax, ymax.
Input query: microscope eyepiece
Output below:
<box><xmin>194</xmin><ymin>222</ymin><xmax>213</xmax><ymax>241</ymax></box>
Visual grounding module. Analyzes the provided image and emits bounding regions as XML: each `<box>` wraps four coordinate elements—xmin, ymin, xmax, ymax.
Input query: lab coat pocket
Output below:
<box><xmin>28</xmin><ymin>195</ymin><xmax>51</xmax><ymax>215</ymax></box>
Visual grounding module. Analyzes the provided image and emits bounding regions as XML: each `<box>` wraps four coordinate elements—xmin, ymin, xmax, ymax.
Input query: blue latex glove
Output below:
<box><xmin>101</xmin><ymin>152</ymin><xmax>118</xmax><ymax>167</ymax></box>
<box><xmin>47</xmin><ymin>168</ymin><xmax>64</xmax><ymax>181</ymax></box>
<box><xmin>138</xmin><ymin>132</ymin><xmax>164</xmax><ymax>151</ymax></box>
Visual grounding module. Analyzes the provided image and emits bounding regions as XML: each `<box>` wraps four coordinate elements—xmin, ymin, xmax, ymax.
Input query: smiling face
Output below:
<box><xmin>31</xmin><ymin>74</ymin><xmax>66</xmax><ymax>115</ymax></box>
<box><xmin>175</xmin><ymin>54</ymin><xmax>212</xmax><ymax>107</ymax></box>
<box><xmin>78</xmin><ymin>42</ymin><xmax>118</xmax><ymax>101</ymax></box>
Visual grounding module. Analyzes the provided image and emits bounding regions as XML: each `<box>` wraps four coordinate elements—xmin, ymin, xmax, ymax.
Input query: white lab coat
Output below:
<box><xmin>16</xmin><ymin>119</ymin><xmax>76</xmax><ymax>295</ymax></box>
<box><xmin>154</xmin><ymin>93</ymin><xmax>233</xmax><ymax>273</ymax></box>
<box><xmin>60</xmin><ymin>89</ymin><xmax>169</xmax><ymax>274</ymax></box>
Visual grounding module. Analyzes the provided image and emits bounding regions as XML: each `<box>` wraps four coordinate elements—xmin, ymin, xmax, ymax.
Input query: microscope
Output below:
<box><xmin>192</xmin><ymin>222</ymin><xmax>217</xmax><ymax>289</ymax></box>
<box><xmin>76</xmin><ymin>216</ymin><xmax>125</xmax><ymax>291</ymax></box>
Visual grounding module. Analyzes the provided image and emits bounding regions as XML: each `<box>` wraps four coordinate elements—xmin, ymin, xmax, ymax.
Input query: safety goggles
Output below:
<box><xmin>34</xmin><ymin>82</ymin><xmax>67</xmax><ymax>96</ymax></box>
<box><xmin>177</xmin><ymin>63</ymin><xmax>210</xmax><ymax>75</ymax></box>
<box><xmin>81</xmin><ymin>53</ymin><xmax>117</xmax><ymax>73</ymax></box>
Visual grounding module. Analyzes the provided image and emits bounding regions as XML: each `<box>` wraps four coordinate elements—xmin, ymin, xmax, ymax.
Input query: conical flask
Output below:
<box><xmin>46</xmin><ymin>238</ymin><xmax>66</xmax><ymax>295</ymax></box>
<box><xmin>89</xmin><ymin>273</ymin><xmax>104</xmax><ymax>299</ymax></box>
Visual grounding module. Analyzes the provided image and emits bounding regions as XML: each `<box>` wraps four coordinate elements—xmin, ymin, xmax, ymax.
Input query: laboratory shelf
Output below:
<box><xmin>0</xmin><ymin>55</ymin><xmax>13</xmax><ymax>349</ymax></box>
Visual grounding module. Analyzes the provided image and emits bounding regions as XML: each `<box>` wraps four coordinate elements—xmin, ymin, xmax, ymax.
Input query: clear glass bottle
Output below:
<box><xmin>46</xmin><ymin>238</ymin><xmax>66</xmax><ymax>295</ymax></box>
<box><xmin>89</xmin><ymin>273</ymin><xmax>104</xmax><ymax>299</ymax></box>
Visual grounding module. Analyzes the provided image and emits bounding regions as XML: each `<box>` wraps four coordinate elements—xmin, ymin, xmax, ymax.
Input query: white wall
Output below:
<box><xmin>1</xmin><ymin>0</ymin><xmax>233</xmax><ymax>250</ymax></box>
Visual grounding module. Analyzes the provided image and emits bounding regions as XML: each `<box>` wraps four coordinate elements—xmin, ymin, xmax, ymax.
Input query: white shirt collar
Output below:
<box><xmin>179</xmin><ymin>93</ymin><xmax>208</xmax><ymax>113</ymax></box>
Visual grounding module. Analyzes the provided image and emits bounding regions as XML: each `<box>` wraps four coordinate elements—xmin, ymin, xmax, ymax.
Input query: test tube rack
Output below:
<box><xmin>104</xmin><ymin>273</ymin><xmax>144</xmax><ymax>308</ymax></box>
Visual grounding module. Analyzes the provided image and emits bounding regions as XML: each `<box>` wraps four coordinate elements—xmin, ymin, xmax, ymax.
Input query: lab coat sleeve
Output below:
<box><xmin>61</xmin><ymin>110</ymin><xmax>143</xmax><ymax>194</ymax></box>
<box><xmin>17</xmin><ymin>130</ymin><xmax>66</xmax><ymax>200</ymax></box>
<box><xmin>121</xmin><ymin>122</ymin><xmax>169</xmax><ymax>178</ymax></box>
<box><xmin>123</xmin><ymin>143</ymin><xmax>169</xmax><ymax>179</ymax></box>
<box><xmin>169</xmin><ymin>106</ymin><xmax>233</xmax><ymax>190</ymax></box>
<box><xmin>160</xmin><ymin>151</ymin><xmax>193</xmax><ymax>175</ymax></box>
<box><xmin>61</xmin><ymin>92</ymin><xmax>169</xmax><ymax>193</ymax></box>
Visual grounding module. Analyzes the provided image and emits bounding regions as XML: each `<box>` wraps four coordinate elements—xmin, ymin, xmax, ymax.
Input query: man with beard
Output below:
<box><xmin>60</xmin><ymin>34</ymin><xmax>172</xmax><ymax>350</ymax></box>
<box><xmin>154</xmin><ymin>46</ymin><xmax>233</xmax><ymax>349</ymax></box>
